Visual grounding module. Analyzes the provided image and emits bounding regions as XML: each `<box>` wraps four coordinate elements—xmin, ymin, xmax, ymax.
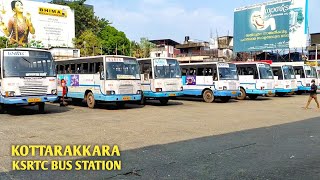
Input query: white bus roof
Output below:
<box><xmin>137</xmin><ymin>57</ymin><xmax>178</xmax><ymax>61</ymax></box>
<box><xmin>1</xmin><ymin>48</ymin><xmax>50</xmax><ymax>52</ymax></box>
<box><xmin>232</xmin><ymin>61</ymin><xmax>268</xmax><ymax>65</ymax></box>
<box><xmin>269</xmin><ymin>62</ymin><xmax>306</xmax><ymax>66</ymax></box>
<box><xmin>55</xmin><ymin>55</ymin><xmax>136</xmax><ymax>62</ymax></box>
<box><xmin>180</xmin><ymin>62</ymin><xmax>232</xmax><ymax>66</ymax></box>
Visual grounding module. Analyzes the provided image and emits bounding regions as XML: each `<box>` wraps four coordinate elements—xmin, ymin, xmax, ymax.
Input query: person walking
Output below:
<box><xmin>305</xmin><ymin>79</ymin><xmax>319</xmax><ymax>109</ymax></box>
<box><xmin>60</xmin><ymin>79</ymin><xmax>68</xmax><ymax>106</ymax></box>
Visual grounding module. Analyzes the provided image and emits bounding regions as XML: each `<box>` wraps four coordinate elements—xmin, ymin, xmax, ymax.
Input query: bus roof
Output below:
<box><xmin>179</xmin><ymin>62</ymin><xmax>231</xmax><ymax>66</ymax></box>
<box><xmin>231</xmin><ymin>61</ymin><xmax>268</xmax><ymax>65</ymax></box>
<box><xmin>137</xmin><ymin>57</ymin><xmax>178</xmax><ymax>61</ymax></box>
<box><xmin>1</xmin><ymin>48</ymin><xmax>50</xmax><ymax>52</ymax></box>
<box><xmin>55</xmin><ymin>55</ymin><xmax>136</xmax><ymax>62</ymax></box>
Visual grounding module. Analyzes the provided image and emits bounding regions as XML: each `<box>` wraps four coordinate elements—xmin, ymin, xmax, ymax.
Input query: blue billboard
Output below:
<box><xmin>233</xmin><ymin>0</ymin><xmax>308</xmax><ymax>52</ymax></box>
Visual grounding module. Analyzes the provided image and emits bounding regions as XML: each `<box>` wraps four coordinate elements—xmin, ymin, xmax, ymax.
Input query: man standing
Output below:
<box><xmin>305</xmin><ymin>80</ymin><xmax>319</xmax><ymax>109</ymax></box>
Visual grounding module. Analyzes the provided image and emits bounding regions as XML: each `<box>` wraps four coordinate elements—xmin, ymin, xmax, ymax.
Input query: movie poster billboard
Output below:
<box><xmin>234</xmin><ymin>0</ymin><xmax>308</xmax><ymax>52</ymax></box>
<box><xmin>0</xmin><ymin>0</ymin><xmax>75</xmax><ymax>48</ymax></box>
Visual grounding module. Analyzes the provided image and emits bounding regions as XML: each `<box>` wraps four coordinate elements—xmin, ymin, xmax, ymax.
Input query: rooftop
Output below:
<box><xmin>149</xmin><ymin>39</ymin><xmax>180</xmax><ymax>46</ymax></box>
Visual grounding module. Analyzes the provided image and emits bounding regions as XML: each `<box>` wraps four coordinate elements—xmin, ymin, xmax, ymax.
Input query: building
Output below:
<box><xmin>307</xmin><ymin>33</ymin><xmax>320</xmax><ymax>61</ymax></box>
<box><xmin>149</xmin><ymin>39</ymin><xmax>180</xmax><ymax>58</ymax></box>
<box><xmin>175</xmin><ymin>36</ymin><xmax>219</xmax><ymax>63</ymax></box>
<box><xmin>49</xmin><ymin>47</ymin><xmax>80</xmax><ymax>60</ymax></box>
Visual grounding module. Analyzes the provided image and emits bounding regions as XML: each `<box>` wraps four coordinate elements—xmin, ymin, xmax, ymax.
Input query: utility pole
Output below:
<box><xmin>316</xmin><ymin>44</ymin><xmax>318</xmax><ymax>67</ymax></box>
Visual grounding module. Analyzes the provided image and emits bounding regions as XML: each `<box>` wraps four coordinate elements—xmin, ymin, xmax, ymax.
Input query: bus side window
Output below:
<box><xmin>189</xmin><ymin>68</ymin><xmax>196</xmax><ymax>75</ymax></box>
<box><xmin>0</xmin><ymin>64</ymin><xmax>2</xmax><ymax>79</ymax></box>
<box><xmin>212</xmin><ymin>66</ymin><xmax>218</xmax><ymax>81</ymax></box>
<box><xmin>70</xmin><ymin>64</ymin><xmax>76</xmax><ymax>74</ymax></box>
<box><xmin>197</xmin><ymin>68</ymin><xmax>204</xmax><ymax>76</ymax></box>
<box><xmin>254</xmin><ymin>69</ymin><xmax>259</xmax><ymax>79</ymax></box>
<box><xmin>65</xmin><ymin>64</ymin><xmax>70</xmax><ymax>74</ymax></box>
<box><xmin>82</xmin><ymin>63</ymin><xmax>89</xmax><ymax>74</ymax></box>
<box><xmin>142</xmin><ymin>62</ymin><xmax>152</xmax><ymax>80</ymax></box>
<box><xmin>182</xmin><ymin>68</ymin><xmax>187</xmax><ymax>76</ymax></box>
<box><xmin>89</xmin><ymin>63</ymin><xmax>95</xmax><ymax>73</ymax></box>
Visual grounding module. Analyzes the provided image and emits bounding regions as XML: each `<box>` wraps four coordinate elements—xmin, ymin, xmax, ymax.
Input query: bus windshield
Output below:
<box><xmin>305</xmin><ymin>66</ymin><xmax>317</xmax><ymax>78</ymax></box>
<box><xmin>258</xmin><ymin>64</ymin><xmax>273</xmax><ymax>79</ymax></box>
<box><xmin>106</xmin><ymin>59</ymin><xmax>140</xmax><ymax>80</ymax></box>
<box><xmin>3</xmin><ymin>50</ymin><xmax>55</xmax><ymax>77</ymax></box>
<box><xmin>283</xmin><ymin>65</ymin><xmax>295</xmax><ymax>79</ymax></box>
<box><xmin>218</xmin><ymin>63</ymin><xmax>238</xmax><ymax>80</ymax></box>
<box><xmin>154</xmin><ymin>59</ymin><xmax>181</xmax><ymax>79</ymax></box>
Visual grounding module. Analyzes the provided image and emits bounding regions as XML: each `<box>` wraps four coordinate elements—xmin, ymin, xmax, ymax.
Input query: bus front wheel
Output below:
<box><xmin>38</xmin><ymin>103</ymin><xmax>45</xmax><ymax>113</ymax></box>
<box><xmin>237</xmin><ymin>88</ymin><xmax>246</xmax><ymax>100</ymax></box>
<box><xmin>203</xmin><ymin>90</ymin><xmax>214</xmax><ymax>103</ymax></box>
<box><xmin>86</xmin><ymin>92</ymin><xmax>96</xmax><ymax>109</ymax></box>
<box><xmin>0</xmin><ymin>104</ymin><xmax>4</xmax><ymax>114</ymax></box>
<box><xmin>159</xmin><ymin>98</ymin><xmax>169</xmax><ymax>105</ymax></box>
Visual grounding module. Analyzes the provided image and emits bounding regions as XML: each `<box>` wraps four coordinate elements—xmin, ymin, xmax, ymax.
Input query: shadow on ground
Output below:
<box><xmin>1</xmin><ymin>117</ymin><xmax>320</xmax><ymax>179</ymax></box>
<box><xmin>2</xmin><ymin>103</ymin><xmax>73</xmax><ymax>116</ymax></box>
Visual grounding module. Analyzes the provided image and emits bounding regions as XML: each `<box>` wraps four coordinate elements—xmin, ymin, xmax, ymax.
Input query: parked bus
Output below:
<box><xmin>0</xmin><ymin>48</ymin><xmax>58</xmax><ymax>113</ymax></box>
<box><xmin>137</xmin><ymin>58</ymin><xmax>183</xmax><ymax>105</ymax></box>
<box><xmin>269</xmin><ymin>63</ymin><xmax>298</xmax><ymax>96</ymax></box>
<box><xmin>288</xmin><ymin>62</ymin><xmax>316</xmax><ymax>95</ymax></box>
<box><xmin>180</xmin><ymin>62</ymin><xmax>240</xmax><ymax>103</ymax></box>
<box><xmin>234</xmin><ymin>62</ymin><xmax>275</xmax><ymax>100</ymax></box>
<box><xmin>55</xmin><ymin>55</ymin><xmax>142</xmax><ymax>108</ymax></box>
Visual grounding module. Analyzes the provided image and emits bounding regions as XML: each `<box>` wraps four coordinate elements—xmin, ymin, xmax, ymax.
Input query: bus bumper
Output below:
<box><xmin>143</xmin><ymin>91</ymin><xmax>184</xmax><ymax>98</ymax></box>
<box><xmin>298</xmin><ymin>86</ymin><xmax>311</xmax><ymax>91</ymax></box>
<box><xmin>214</xmin><ymin>90</ymin><xmax>241</xmax><ymax>97</ymax></box>
<box><xmin>102</xmin><ymin>94</ymin><xmax>141</xmax><ymax>102</ymax></box>
<box><xmin>0</xmin><ymin>95</ymin><xmax>58</xmax><ymax>105</ymax></box>
<box><xmin>246</xmin><ymin>89</ymin><xmax>275</xmax><ymax>95</ymax></box>
<box><xmin>275</xmin><ymin>88</ymin><xmax>297</xmax><ymax>93</ymax></box>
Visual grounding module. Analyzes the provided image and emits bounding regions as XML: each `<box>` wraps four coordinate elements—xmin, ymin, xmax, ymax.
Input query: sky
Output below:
<box><xmin>40</xmin><ymin>0</ymin><xmax>320</xmax><ymax>43</ymax></box>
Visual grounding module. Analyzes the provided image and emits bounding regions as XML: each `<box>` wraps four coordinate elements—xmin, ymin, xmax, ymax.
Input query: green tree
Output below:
<box><xmin>139</xmin><ymin>38</ymin><xmax>155</xmax><ymax>58</ymax></box>
<box><xmin>74</xmin><ymin>30</ymin><xmax>102</xmax><ymax>56</ymax></box>
<box><xmin>99</xmin><ymin>25</ymin><xmax>130</xmax><ymax>56</ymax></box>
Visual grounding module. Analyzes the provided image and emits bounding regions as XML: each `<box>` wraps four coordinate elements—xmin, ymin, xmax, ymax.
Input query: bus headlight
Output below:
<box><xmin>136</xmin><ymin>90</ymin><xmax>142</xmax><ymax>94</ymax></box>
<box><xmin>51</xmin><ymin>89</ymin><xmax>57</xmax><ymax>95</ymax></box>
<box><xmin>223</xmin><ymin>86</ymin><xmax>227</xmax><ymax>90</ymax></box>
<box><xmin>5</xmin><ymin>91</ymin><xmax>15</xmax><ymax>97</ymax></box>
<box><xmin>156</xmin><ymin>88</ymin><xmax>162</xmax><ymax>92</ymax></box>
<box><xmin>106</xmin><ymin>91</ymin><xmax>115</xmax><ymax>95</ymax></box>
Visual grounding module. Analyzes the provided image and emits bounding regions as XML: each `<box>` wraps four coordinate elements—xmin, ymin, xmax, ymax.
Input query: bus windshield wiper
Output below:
<box><xmin>21</xmin><ymin>57</ymin><xmax>31</xmax><ymax>64</ymax></box>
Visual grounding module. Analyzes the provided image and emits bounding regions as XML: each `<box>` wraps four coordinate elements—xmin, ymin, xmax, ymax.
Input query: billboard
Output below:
<box><xmin>234</xmin><ymin>0</ymin><xmax>308</xmax><ymax>52</ymax></box>
<box><xmin>0</xmin><ymin>0</ymin><xmax>75</xmax><ymax>48</ymax></box>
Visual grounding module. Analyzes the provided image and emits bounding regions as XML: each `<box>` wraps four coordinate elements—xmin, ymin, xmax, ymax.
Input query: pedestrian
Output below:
<box><xmin>305</xmin><ymin>79</ymin><xmax>319</xmax><ymax>109</ymax></box>
<box><xmin>60</xmin><ymin>79</ymin><xmax>68</xmax><ymax>106</ymax></box>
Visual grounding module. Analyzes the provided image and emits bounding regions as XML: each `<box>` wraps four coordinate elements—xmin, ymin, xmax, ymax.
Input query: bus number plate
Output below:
<box><xmin>28</xmin><ymin>98</ymin><xmax>41</xmax><ymax>103</ymax></box>
<box><xmin>122</xmin><ymin>96</ymin><xmax>131</xmax><ymax>101</ymax></box>
<box><xmin>169</xmin><ymin>94</ymin><xmax>176</xmax><ymax>96</ymax></box>
<box><xmin>231</xmin><ymin>91</ymin><xmax>237</xmax><ymax>95</ymax></box>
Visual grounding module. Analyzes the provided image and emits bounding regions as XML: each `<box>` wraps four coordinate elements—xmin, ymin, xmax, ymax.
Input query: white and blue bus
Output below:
<box><xmin>0</xmin><ymin>48</ymin><xmax>58</xmax><ymax>113</ymax></box>
<box><xmin>180</xmin><ymin>62</ymin><xmax>240</xmax><ymax>103</ymax></box>
<box><xmin>289</xmin><ymin>62</ymin><xmax>316</xmax><ymax>95</ymax></box>
<box><xmin>55</xmin><ymin>55</ymin><xmax>142</xmax><ymax>108</ymax></box>
<box><xmin>270</xmin><ymin>63</ymin><xmax>298</xmax><ymax>96</ymax></box>
<box><xmin>234</xmin><ymin>62</ymin><xmax>275</xmax><ymax>100</ymax></box>
<box><xmin>137</xmin><ymin>58</ymin><xmax>183</xmax><ymax>105</ymax></box>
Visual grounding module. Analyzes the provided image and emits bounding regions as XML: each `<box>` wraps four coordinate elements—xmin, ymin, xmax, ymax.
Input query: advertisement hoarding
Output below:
<box><xmin>0</xmin><ymin>0</ymin><xmax>75</xmax><ymax>48</ymax></box>
<box><xmin>234</xmin><ymin>0</ymin><xmax>308</xmax><ymax>52</ymax></box>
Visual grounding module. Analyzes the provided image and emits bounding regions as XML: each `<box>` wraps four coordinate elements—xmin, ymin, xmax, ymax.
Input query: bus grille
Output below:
<box><xmin>119</xmin><ymin>85</ymin><xmax>134</xmax><ymax>95</ymax></box>
<box><xmin>228</xmin><ymin>82</ymin><xmax>237</xmax><ymax>90</ymax></box>
<box><xmin>19</xmin><ymin>86</ymin><xmax>48</xmax><ymax>96</ymax></box>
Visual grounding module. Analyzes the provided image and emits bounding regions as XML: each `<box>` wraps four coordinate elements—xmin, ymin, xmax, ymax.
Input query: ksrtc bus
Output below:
<box><xmin>180</xmin><ymin>62</ymin><xmax>240</xmax><ymax>103</ymax></box>
<box><xmin>55</xmin><ymin>55</ymin><xmax>142</xmax><ymax>108</ymax></box>
<box><xmin>270</xmin><ymin>63</ymin><xmax>298</xmax><ymax>96</ymax></box>
<box><xmin>234</xmin><ymin>62</ymin><xmax>275</xmax><ymax>100</ymax></box>
<box><xmin>0</xmin><ymin>48</ymin><xmax>58</xmax><ymax>113</ymax></box>
<box><xmin>289</xmin><ymin>62</ymin><xmax>316</xmax><ymax>94</ymax></box>
<box><xmin>137</xmin><ymin>58</ymin><xmax>183</xmax><ymax>105</ymax></box>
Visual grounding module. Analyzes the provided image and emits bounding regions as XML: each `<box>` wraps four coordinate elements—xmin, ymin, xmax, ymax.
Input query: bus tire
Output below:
<box><xmin>202</xmin><ymin>89</ymin><xmax>214</xmax><ymax>103</ymax></box>
<box><xmin>86</xmin><ymin>92</ymin><xmax>96</xmax><ymax>109</ymax></box>
<box><xmin>38</xmin><ymin>103</ymin><xmax>45</xmax><ymax>113</ymax></box>
<box><xmin>220</xmin><ymin>96</ymin><xmax>230</xmax><ymax>103</ymax></box>
<box><xmin>248</xmin><ymin>95</ymin><xmax>258</xmax><ymax>100</ymax></box>
<box><xmin>0</xmin><ymin>104</ymin><xmax>4</xmax><ymax>114</ymax></box>
<box><xmin>237</xmin><ymin>88</ymin><xmax>246</xmax><ymax>100</ymax></box>
<box><xmin>159</xmin><ymin>98</ymin><xmax>169</xmax><ymax>105</ymax></box>
<box><xmin>276</xmin><ymin>92</ymin><xmax>286</xmax><ymax>97</ymax></box>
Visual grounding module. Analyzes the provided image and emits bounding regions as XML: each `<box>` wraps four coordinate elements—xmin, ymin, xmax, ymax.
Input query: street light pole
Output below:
<box><xmin>316</xmin><ymin>44</ymin><xmax>318</xmax><ymax>67</ymax></box>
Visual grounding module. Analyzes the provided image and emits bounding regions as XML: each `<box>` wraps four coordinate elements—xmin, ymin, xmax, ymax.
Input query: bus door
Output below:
<box><xmin>139</xmin><ymin>60</ymin><xmax>153</xmax><ymax>92</ymax></box>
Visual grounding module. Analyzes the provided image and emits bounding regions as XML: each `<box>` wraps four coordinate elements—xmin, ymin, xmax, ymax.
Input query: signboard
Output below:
<box><xmin>105</xmin><ymin>57</ymin><xmax>124</xmax><ymax>62</ymax></box>
<box><xmin>0</xmin><ymin>0</ymin><xmax>75</xmax><ymax>48</ymax></box>
<box><xmin>234</xmin><ymin>0</ymin><xmax>308</xmax><ymax>52</ymax></box>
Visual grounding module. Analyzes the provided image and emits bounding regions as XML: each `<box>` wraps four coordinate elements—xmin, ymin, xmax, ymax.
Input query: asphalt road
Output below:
<box><xmin>0</xmin><ymin>95</ymin><xmax>320</xmax><ymax>179</ymax></box>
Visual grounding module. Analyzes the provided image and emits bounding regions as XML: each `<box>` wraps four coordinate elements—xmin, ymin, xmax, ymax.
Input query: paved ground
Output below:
<box><xmin>0</xmin><ymin>95</ymin><xmax>320</xmax><ymax>179</ymax></box>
